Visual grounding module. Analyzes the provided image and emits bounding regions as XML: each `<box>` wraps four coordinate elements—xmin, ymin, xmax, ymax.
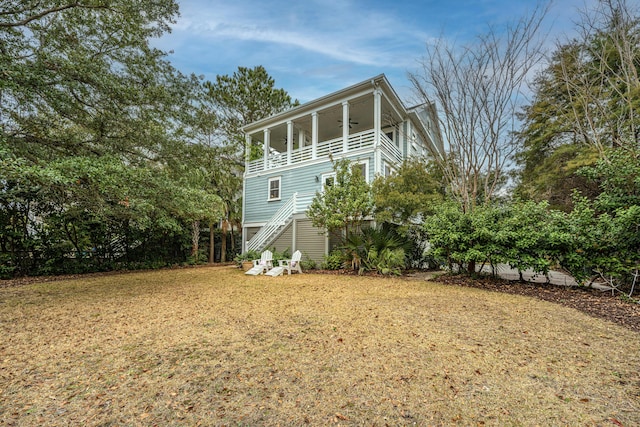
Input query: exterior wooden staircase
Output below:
<box><xmin>246</xmin><ymin>192</ymin><xmax>314</xmax><ymax>253</ymax></box>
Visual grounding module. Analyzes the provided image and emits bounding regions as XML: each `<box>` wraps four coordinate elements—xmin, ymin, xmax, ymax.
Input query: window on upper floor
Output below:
<box><xmin>384</xmin><ymin>127</ymin><xmax>401</xmax><ymax>149</ymax></box>
<box><xmin>321</xmin><ymin>160</ymin><xmax>368</xmax><ymax>193</ymax></box>
<box><xmin>411</xmin><ymin>132</ymin><xmax>418</xmax><ymax>154</ymax></box>
<box><xmin>268</xmin><ymin>176</ymin><xmax>281</xmax><ymax>201</ymax></box>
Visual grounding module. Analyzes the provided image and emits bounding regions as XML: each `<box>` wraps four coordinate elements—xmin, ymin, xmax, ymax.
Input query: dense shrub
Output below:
<box><xmin>299</xmin><ymin>255</ymin><xmax>317</xmax><ymax>271</ymax></box>
<box><xmin>423</xmin><ymin>201</ymin><xmax>569</xmax><ymax>278</ymax></box>
<box><xmin>322</xmin><ymin>250</ymin><xmax>344</xmax><ymax>270</ymax></box>
<box><xmin>423</xmin><ymin>192</ymin><xmax>639</xmax><ymax>295</ymax></box>
<box><xmin>343</xmin><ymin>226</ymin><xmax>408</xmax><ymax>275</ymax></box>
<box><xmin>561</xmin><ymin>196</ymin><xmax>640</xmax><ymax>291</ymax></box>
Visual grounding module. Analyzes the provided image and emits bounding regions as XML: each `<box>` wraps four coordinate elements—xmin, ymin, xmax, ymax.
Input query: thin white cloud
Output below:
<box><xmin>156</xmin><ymin>0</ymin><xmax>598</xmax><ymax>104</ymax></box>
<box><xmin>172</xmin><ymin>0</ymin><xmax>431</xmax><ymax>68</ymax></box>
<box><xmin>209</xmin><ymin>23</ymin><xmax>383</xmax><ymax>65</ymax></box>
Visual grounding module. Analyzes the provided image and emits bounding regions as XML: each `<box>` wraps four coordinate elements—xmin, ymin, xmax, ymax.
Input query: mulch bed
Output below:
<box><xmin>432</xmin><ymin>274</ymin><xmax>640</xmax><ymax>333</ymax></box>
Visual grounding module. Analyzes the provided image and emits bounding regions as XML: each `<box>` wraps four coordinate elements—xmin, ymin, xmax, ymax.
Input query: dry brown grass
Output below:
<box><xmin>1</xmin><ymin>266</ymin><xmax>639</xmax><ymax>426</ymax></box>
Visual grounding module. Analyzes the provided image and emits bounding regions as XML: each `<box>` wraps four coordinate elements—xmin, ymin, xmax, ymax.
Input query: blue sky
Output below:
<box><xmin>156</xmin><ymin>0</ymin><xmax>594</xmax><ymax>104</ymax></box>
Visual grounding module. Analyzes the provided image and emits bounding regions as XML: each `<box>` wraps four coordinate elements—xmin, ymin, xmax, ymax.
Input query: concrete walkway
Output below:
<box><xmin>479</xmin><ymin>264</ymin><xmax>579</xmax><ymax>286</ymax></box>
<box><xmin>408</xmin><ymin>264</ymin><xmax>613</xmax><ymax>292</ymax></box>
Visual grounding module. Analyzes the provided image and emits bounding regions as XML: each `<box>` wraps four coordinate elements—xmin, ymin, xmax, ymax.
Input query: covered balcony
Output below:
<box><xmin>244</xmin><ymin>88</ymin><xmax>405</xmax><ymax>175</ymax></box>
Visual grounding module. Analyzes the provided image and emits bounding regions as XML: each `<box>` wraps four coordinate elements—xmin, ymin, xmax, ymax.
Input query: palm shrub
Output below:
<box><xmin>344</xmin><ymin>225</ymin><xmax>408</xmax><ymax>275</ymax></box>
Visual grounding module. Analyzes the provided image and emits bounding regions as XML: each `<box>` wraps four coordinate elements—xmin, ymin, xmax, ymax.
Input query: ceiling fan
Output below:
<box><xmin>280</xmin><ymin>134</ymin><xmax>298</xmax><ymax>143</ymax></box>
<box><xmin>338</xmin><ymin>118</ymin><xmax>358</xmax><ymax>128</ymax></box>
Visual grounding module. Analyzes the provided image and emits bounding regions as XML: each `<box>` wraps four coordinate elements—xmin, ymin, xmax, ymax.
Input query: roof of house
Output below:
<box><xmin>242</xmin><ymin>74</ymin><xmax>445</xmax><ymax>159</ymax></box>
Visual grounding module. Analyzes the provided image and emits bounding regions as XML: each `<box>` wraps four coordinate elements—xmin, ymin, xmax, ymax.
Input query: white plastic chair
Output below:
<box><xmin>278</xmin><ymin>250</ymin><xmax>303</xmax><ymax>275</ymax></box>
<box><xmin>244</xmin><ymin>250</ymin><xmax>273</xmax><ymax>275</ymax></box>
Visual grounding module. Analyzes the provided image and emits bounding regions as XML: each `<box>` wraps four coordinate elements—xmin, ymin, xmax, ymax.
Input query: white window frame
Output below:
<box><xmin>268</xmin><ymin>176</ymin><xmax>281</xmax><ymax>201</ymax></box>
<box><xmin>411</xmin><ymin>131</ymin><xmax>418</xmax><ymax>153</ymax></box>
<box><xmin>352</xmin><ymin>159</ymin><xmax>369</xmax><ymax>183</ymax></box>
<box><xmin>383</xmin><ymin>162</ymin><xmax>395</xmax><ymax>178</ymax></box>
<box><xmin>383</xmin><ymin>126</ymin><xmax>401</xmax><ymax>150</ymax></box>
<box><xmin>321</xmin><ymin>172</ymin><xmax>336</xmax><ymax>192</ymax></box>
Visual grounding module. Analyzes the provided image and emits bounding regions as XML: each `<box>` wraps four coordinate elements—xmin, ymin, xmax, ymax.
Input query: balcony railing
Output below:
<box><xmin>379</xmin><ymin>132</ymin><xmax>402</xmax><ymax>164</ymax></box>
<box><xmin>245</xmin><ymin>191</ymin><xmax>316</xmax><ymax>252</ymax></box>
<box><xmin>246</xmin><ymin>129</ymin><xmax>379</xmax><ymax>174</ymax></box>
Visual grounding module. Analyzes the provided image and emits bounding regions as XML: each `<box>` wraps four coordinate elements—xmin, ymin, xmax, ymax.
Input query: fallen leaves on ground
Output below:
<box><xmin>431</xmin><ymin>273</ymin><xmax>640</xmax><ymax>332</ymax></box>
<box><xmin>0</xmin><ymin>266</ymin><xmax>638</xmax><ymax>426</ymax></box>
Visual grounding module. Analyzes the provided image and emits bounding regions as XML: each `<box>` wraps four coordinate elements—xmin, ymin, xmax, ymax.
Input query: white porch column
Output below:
<box><xmin>373</xmin><ymin>89</ymin><xmax>382</xmax><ymax>176</ymax></box>
<box><xmin>373</xmin><ymin>89</ymin><xmax>381</xmax><ymax>144</ymax></box>
<box><xmin>245</xmin><ymin>134</ymin><xmax>251</xmax><ymax>163</ymax></box>
<box><xmin>287</xmin><ymin>120</ymin><xmax>293</xmax><ymax>165</ymax></box>
<box><xmin>299</xmin><ymin>130</ymin><xmax>306</xmax><ymax>148</ymax></box>
<box><xmin>292</xmin><ymin>219</ymin><xmax>297</xmax><ymax>252</ymax></box>
<box><xmin>263</xmin><ymin>128</ymin><xmax>270</xmax><ymax>169</ymax></box>
<box><xmin>342</xmin><ymin>101</ymin><xmax>349</xmax><ymax>152</ymax></box>
<box><xmin>311</xmin><ymin>112</ymin><xmax>318</xmax><ymax>159</ymax></box>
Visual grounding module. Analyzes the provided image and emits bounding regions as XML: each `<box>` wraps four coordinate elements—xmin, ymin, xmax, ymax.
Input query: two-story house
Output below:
<box><xmin>241</xmin><ymin>74</ymin><xmax>443</xmax><ymax>262</ymax></box>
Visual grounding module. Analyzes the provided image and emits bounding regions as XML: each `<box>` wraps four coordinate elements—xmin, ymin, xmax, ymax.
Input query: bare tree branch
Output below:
<box><xmin>409</xmin><ymin>3</ymin><xmax>550</xmax><ymax>212</ymax></box>
<box><xmin>558</xmin><ymin>0</ymin><xmax>640</xmax><ymax>157</ymax></box>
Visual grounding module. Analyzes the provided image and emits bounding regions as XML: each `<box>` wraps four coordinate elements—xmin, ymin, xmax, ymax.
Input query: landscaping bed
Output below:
<box><xmin>430</xmin><ymin>274</ymin><xmax>640</xmax><ymax>333</ymax></box>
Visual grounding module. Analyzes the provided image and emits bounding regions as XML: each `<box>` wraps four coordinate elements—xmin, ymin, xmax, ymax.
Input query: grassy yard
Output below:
<box><xmin>1</xmin><ymin>266</ymin><xmax>638</xmax><ymax>426</ymax></box>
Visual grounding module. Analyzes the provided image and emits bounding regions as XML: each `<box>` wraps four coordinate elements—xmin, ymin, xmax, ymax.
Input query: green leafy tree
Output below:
<box><xmin>372</xmin><ymin>159</ymin><xmax>444</xmax><ymax>227</ymax></box>
<box><xmin>198</xmin><ymin>66</ymin><xmax>297</xmax><ymax>260</ymax></box>
<box><xmin>1</xmin><ymin>0</ymin><xmax>187</xmax><ymax>162</ymax></box>
<box><xmin>514</xmin><ymin>43</ymin><xmax>602</xmax><ymax>210</ymax></box>
<box><xmin>516</xmin><ymin>0</ymin><xmax>640</xmax><ymax>206</ymax></box>
<box><xmin>203</xmin><ymin>66</ymin><xmax>299</xmax><ymax>157</ymax></box>
<box><xmin>0</xmin><ymin>1</ymin><xmax>226</xmax><ymax>276</ymax></box>
<box><xmin>579</xmin><ymin>148</ymin><xmax>640</xmax><ymax>211</ymax></box>
<box><xmin>307</xmin><ymin>158</ymin><xmax>374</xmax><ymax>241</ymax></box>
<box><xmin>180</xmin><ymin>141</ymin><xmax>241</xmax><ymax>263</ymax></box>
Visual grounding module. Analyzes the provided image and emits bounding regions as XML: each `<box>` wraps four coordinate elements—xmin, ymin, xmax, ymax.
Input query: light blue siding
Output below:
<box><xmin>244</xmin><ymin>152</ymin><xmax>376</xmax><ymax>223</ymax></box>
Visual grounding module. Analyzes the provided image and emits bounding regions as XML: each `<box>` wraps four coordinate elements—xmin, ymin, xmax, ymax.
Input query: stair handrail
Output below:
<box><xmin>247</xmin><ymin>193</ymin><xmax>297</xmax><ymax>252</ymax></box>
<box><xmin>294</xmin><ymin>192</ymin><xmax>315</xmax><ymax>213</ymax></box>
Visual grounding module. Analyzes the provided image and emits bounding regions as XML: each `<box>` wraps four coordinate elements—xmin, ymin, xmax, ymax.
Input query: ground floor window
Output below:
<box><xmin>384</xmin><ymin>162</ymin><xmax>395</xmax><ymax>177</ymax></box>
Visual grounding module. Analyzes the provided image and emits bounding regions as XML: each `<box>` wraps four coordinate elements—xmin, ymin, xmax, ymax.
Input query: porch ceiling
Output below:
<box><xmin>250</xmin><ymin>93</ymin><xmax>402</xmax><ymax>153</ymax></box>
